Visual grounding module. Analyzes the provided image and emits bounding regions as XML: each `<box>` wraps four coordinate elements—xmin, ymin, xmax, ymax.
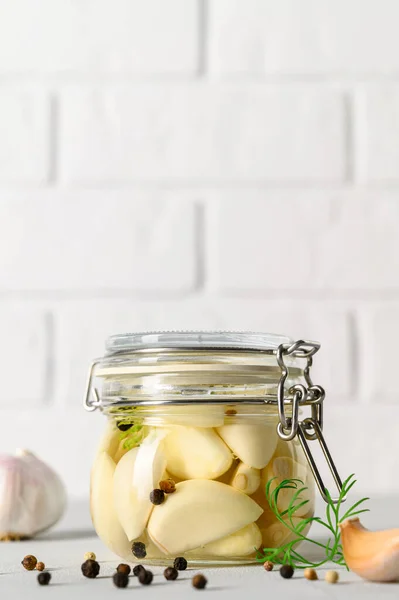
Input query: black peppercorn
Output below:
<box><xmin>138</xmin><ymin>569</ymin><xmax>153</xmax><ymax>585</ymax></box>
<box><xmin>81</xmin><ymin>559</ymin><xmax>100</xmax><ymax>578</ymax></box>
<box><xmin>133</xmin><ymin>564</ymin><xmax>145</xmax><ymax>577</ymax></box>
<box><xmin>37</xmin><ymin>572</ymin><xmax>51</xmax><ymax>586</ymax></box>
<box><xmin>280</xmin><ymin>564</ymin><xmax>294</xmax><ymax>579</ymax></box>
<box><xmin>117</xmin><ymin>422</ymin><xmax>133</xmax><ymax>431</ymax></box>
<box><xmin>164</xmin><ymin>567</ymin><xmax>178</xmax><ymax>581</ymax></box>
<box><xmin>132</xmin><ymin>542</ymin><xmax>146</xmax><ymax>559</ymax></box>
<box><xmin>192</xmin><ymin>574</ymin><xmax>207</xmax><ymax>589</ymax></box>
<box><xmin>173</xmin><ymin>557</ymin><xmax>187</xmax><ymax>571</ymax></box>
<box><xmin>149</xmin><ymin>488</ymin><xmax>165</xmax><ymax>505</ymax></box>
<box><xmin>113</xmin><ymin>572</ymin><xmax>129</xmax><ymax>588</ymax></box>
<box><xmin>117</xmin><ymin>563</ymin><xmax>131</xmax><ymax>576</ymax></box>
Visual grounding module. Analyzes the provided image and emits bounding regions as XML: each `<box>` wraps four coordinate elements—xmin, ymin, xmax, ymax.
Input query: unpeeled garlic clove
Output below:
<box><xmin>217</xmin><ymin>424</ymin><xmax>277</xmax><ymax>469</ymax></box>
<box><xmin>230</xmin><ymin>463</ymin><xmax>260</xmax><ymax>495</ymax></box>
<box><xmin>163</xmin><ymin>426</ymin><xmax>233</xmax><ymax>480</ymax></box>
<box><xmin>0</xmin><ymin>450</ymin><xmax>66</xmax><ymax>539</ymax></box>
<box><xmin>147</xmin><ymin>479</ymin><xmax>263</xmax><ymax>554</ymax></box>
<box><xmin>340</xmin><ymin>518</ymin><xmax>399</xmax><ymax>582</ymax></box>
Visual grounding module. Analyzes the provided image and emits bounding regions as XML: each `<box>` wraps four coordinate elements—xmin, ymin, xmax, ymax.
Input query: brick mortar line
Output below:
<box><xmin>3</xmin><ymin>182</ymin><xmax>399</xmax><ymax>191</ymax></box>
<box><xmin>197</xmin><ymin>0</ymin><xmax>208</xmax><ymax>76</ymax></box>
<box><xmin>0</xmin><ymin>291</ymin><xmax>398</xmax><ymax>301</ymax></box>
<box><xmin>1</xmin><ymin>75</ymin><xmax>399</xmax><ymax>84</ymax></box>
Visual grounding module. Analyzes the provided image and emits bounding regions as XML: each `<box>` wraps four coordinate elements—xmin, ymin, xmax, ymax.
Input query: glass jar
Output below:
<box><xmin>84</xmin><ymin>331</ymin><xmax>339</xmax><ymax>566</ymax></box>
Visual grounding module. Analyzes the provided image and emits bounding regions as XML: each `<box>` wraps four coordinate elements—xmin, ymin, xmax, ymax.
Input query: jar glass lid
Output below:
<box><xmin>105</xmin><ymin>331</ymin><xmax>295</xmax><ymax>355</ymax></box>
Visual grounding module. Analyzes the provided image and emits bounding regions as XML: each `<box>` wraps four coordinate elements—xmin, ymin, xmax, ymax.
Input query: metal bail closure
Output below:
<box><xmin>83</xmin><ymin>359</ymin><xmax>101</xmax><ymax>411</ymax></box>
<box><xmin>276</xmin><ymin>340</ymin><xmax>344</xmax><ymax>504</ymax></box>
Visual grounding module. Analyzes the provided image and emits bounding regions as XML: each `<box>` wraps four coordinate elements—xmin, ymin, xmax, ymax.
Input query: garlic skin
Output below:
<box><xmin>340</xmin><ymin>518</ymin><xmax>399</xmax><ymax>582</ymax></box>
<box><xmin>0</xmin><ymin>450</ymin><xmax>66</xmax><ymax>539</ymax></box>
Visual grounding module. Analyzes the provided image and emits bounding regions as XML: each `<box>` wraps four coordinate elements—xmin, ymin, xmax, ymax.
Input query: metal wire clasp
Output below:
<box><xmin>276</xmin><ymin>340</ymin><xmax>344</xmax><ymax>504</ymax></box>
<box><xmin>83</xmin><ymin>359</ymin><xmax>101</xmax><ymax>411</ymax></box>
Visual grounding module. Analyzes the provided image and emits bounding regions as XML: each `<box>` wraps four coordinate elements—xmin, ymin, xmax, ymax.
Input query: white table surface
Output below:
<box><xmin>1</xmin><ymin>495</ymin><xmax>398</xmax><ymax>599</ymax></box>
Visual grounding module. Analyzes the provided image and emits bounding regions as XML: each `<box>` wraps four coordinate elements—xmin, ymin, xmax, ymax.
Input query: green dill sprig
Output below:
<box><xmin>256</xmin><ymin>473</ymin><xmax>369</xmax><ymax>569</ymax></box>
<box><xmin>119</xmin><ymin>423</ymin><xmax>147</xmax><ymax>450</ymax></box>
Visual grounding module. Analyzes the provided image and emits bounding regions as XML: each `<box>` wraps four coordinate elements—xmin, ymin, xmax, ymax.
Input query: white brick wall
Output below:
<box><xmin>0</xmin><ymin>192</ymin><xmax>197</xmax><ymax>291</ymax></box>
<box><xmin>0</xmin><ymin>0</ymin><xmax>199</xmax><ymax>74</ymax></box>
<box><xmin>0</xmin><ymin>91</ymin><xmax>49</xmax><ymax>182</ymax></box>
<box><xmin>209</xmin><ymin>0</ymin><xmax>399</xmax><ymax>75</ymax></box>
<box><xmin>210</xmin><ymin>192</ymin><xmax>399</xmax><ymax>291</ymax></box>
<box><xmin>60</xmin><ymin>86</ymin><xmax>347</xmax><ymax>183</ymax></box>
<box><xmin>356</xmin><ymin>87</ymin><xmax>399</xmax><ymax>182</ymax></box>
<box><xmin>0</xmin><ymin>0</ymin><xmax>397</xmax><ymax>498</ymax></box>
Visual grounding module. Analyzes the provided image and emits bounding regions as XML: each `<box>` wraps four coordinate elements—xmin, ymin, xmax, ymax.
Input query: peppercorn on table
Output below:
<box><xmin>0</xmin><ymin>495</ymin><xmax>398</xmax><ymax>599</ymax></box>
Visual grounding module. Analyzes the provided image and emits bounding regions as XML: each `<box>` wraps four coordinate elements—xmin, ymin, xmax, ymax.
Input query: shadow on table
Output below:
<box><xmin>37</xmin><ymin>528</ymin><xmax>97</xmax><ymax>541</ymax></box>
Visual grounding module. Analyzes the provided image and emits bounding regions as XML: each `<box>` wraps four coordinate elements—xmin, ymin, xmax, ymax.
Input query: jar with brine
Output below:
<box><xmin>84</xmin><ymin>331</ymin><xmax>342</xmax><ymax>565</ymax></box>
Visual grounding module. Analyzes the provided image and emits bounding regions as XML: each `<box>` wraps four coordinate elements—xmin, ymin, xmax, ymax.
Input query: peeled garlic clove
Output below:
<box><xmin>163</xmin><ymin>426</ymin><xmax>232</xmax><ymax>480</ymax></box>
<box><xmin>249</xmin><ymin>488</ymin><xmax>312</xmax><ymax>548</ymax></box>
<box><xmin>0</xmin><ymin>450</ymin><xmax>66</xmax><ymax>539</ymax></box>
<box><xmin>90</xmin><ymin>451</ymin><xmax>132</xmax><ymax>558</ymax></box>
<box><xmin>217</xmin><ymin>424</ymin><xmax>277</xmax><ymax>469</ymax></box>
<box><xmin>161</xmin><ymin>469</ymin><xmax>182</xmax><ymax>485</ymax></box>
<box><xmin>147</xmin><ymin>479</ymin><xmax>263</xmax><ymax>554</ymax></box>
<box><xmin>273</xmin><ymin>438</ymin><xmax>308</xmax><ymax>465</ymax></box>
<box><xmin>188</xmin><ymin>523</ymin><xmax>262</xmax><ymax>557</ymax></box>
<box><xmin>263</xmin><ymin>456</ymin><xmax>314</xmax><ymax>517</ymax></box>
<box><xmin>96</xmin><ymin>421</ymin><xmax>120</xmax><ymax>460</ymax></box>
<box><xmin>114</xmin><ymin>429</ymin><xmax>166</xmax><ymax>541</ymax></box>
<box><xmin>216</xmin><ymin>461</ymin><xmax>238</xmax><ymax>485</ymax></box>
<box><xmin>340</xmin><ymin>518</ymin><xmax>399</xmax><ymax>582</ymax></box>
<box><xmin>231</xmin><ymin>463</ymin><xmax>260</xmax><ymax>495</ymax></box>
<box><xmin>113</xmin><ymin>439</ymin><xmax>130</xmax><ymax>464</ymax></box>
<box><xmin>260</xmin><ymin>517</ymin><xmax>311</xmax><ymax>548</ymax></box>
<box><xmin>249</xmin><ymin>487</ymin><xmax>275</xmax><ymax>532</ymax></box>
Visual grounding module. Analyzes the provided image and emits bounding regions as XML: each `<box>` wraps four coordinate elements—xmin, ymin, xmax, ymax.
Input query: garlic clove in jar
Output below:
<box><xmin>263</xmin><ymin>456</ymin><xmax>314</xmax><ymax>517</ymax></box>
<box><xmin>0</xmin><ymin>450</ymin><xmax>66</xmax><ymax>539</ymax></box>
<box><xmin>250</xmin><ymin>489</ymin><xmax>277</xmax><ymax>531</ymax></box>
<box><xmin>163</xmin><ymin>426</ymin><xmax>233</xmax><ymax>480</ymax></box>
<box><xmin>217</xmin><ymin>424</ymin><xmax>278</xmax><ymax>469</ymax></box>
<box><xmin>96</xmin><ymin>421</ymin><xmax>120</xmax><ymax>460</ymax></box>
<box><xmin>113</xmin><ymin>439</ymin><xmax>130</xmax><ymax>464</ymax></box>
<box><xmin>113</xmin><ymin>429</ymin><xmax>167</xmax><ymax>541</ymax></box>
<box><xmin>187</xmin><ymin>523</ymin><xmax>262</xmax><ymax>557</ymax></box>
<box><xmin>90</xmin><ymin>451</ymin><xmax>132</xmax><ymax>558</ymax></box>
<box><xmin>340</xmin><ymin>518</ymin><xmax>399</xmax><ymax>582</ymax></box>
<box><xmin>273</xmin><ymin>437</ymin><xmax>308</xmax><ymax>466</ymax></box>
<box><xmin>147</xmin><ymin>479</ymin><xmax>263</xmax><ymax>554</ymax></box>
<box><xmin>260</xmin><ymin>517</ymin><xmax>311</xmax><ymax>549</ymax></box>
<box><xmin>230</xmin><ymin>463</ymin><xmax>261</xmax><ymax>495</ymax></box>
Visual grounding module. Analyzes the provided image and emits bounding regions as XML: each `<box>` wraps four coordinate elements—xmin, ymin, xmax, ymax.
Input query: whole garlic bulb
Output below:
<box><xmin>0</xmin><ymin>449</ymin><xmax>66</xmax><ymax>539</ymax></box>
